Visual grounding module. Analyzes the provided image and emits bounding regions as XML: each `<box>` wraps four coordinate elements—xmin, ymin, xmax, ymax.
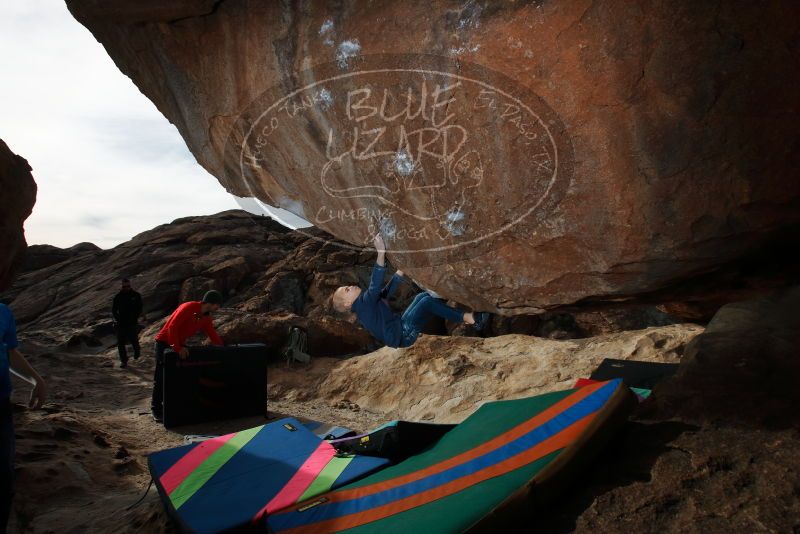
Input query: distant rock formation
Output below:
<box><xmin>1</xmin><ymin>211</ymin><xmax>401</xmax><ymax>356</ymax></box>
<box><xmin>67</xmin><ymin>1</ymin><xmax>800</xmax><ymax>312</ymax></box>
<box><xmin>23</xmin><ymin>243</ymin><xmax>101</xmax><ymax>272</ymax></box>
<box><xmin>0</xmin><ymin>139</ymin><xmax>37</xmax><ymax>291</ymax></box>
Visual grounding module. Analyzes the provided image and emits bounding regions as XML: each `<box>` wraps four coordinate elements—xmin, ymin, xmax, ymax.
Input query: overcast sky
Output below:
<box><xmin>0</xmin><ymin>0</ymin><xmax>309</xmax><ymax>249</ymax></box>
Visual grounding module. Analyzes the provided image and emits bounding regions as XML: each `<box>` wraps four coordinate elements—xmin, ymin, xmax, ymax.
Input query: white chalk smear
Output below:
<box><xmin>379</xmin><ymin>217</ymin><xmax>397</xmax><ymax>239</ymax></box>
<box><xmin>393</xmin><ymin>150</ymin><xmax>415</xmax><ymax>176</ymax></box>
<box><xmin>449</xmin><ymin>44</ymin><xmax>481</xmax><ymax>56</ymax></box>
<box><xmin>319</xmin><ymin>19</ymin><xmax>334</xmax><ymax>46</ymax></box>
<box><xmin>336</xmin><ymin>39</ymin><xmax>361</xmax><ymax>69</ymax></box>
<box><xmin>317</xmin><ymin>87</ymin><xmax>333</xmax><ymax>109</ymax></box>
<box><xmin>444</xmin><ymin>208</ymin><xmax>466</xmax><ymax>236</ymax></box>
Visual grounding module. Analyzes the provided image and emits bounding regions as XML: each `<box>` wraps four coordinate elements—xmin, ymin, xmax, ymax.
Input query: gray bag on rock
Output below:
<box><xmin>282</xmin><ymin>325</ymin><xmax>310</xmax><ymax>365</ymax></box>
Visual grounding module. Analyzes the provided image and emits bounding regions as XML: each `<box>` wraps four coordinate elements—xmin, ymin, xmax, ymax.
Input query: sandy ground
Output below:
<box><xmin>5</xmin><ymin>285</ymin><xmax>798</xmax><ymax>532</ymax></box>
<box><xmin>6</xmin><ymin>324</ymin><xmax>704</xmax><ymax>533</ymax></box>
<box><xmin>7</xmin><ymin>337</ymin><xmax>385</xmax><ymax>533</ymax></box>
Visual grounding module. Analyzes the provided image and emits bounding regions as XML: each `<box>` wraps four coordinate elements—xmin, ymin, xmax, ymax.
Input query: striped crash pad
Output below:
<box><xmin>267</xmin><ymin>379</ymin><xmax>634</xmax><ymax>533</ymax></box>
<box><xmin>574</xmin><ymin>378</ymin><xmax>652</xmax><ymax>401</ymax></box>
<box><xmin>181</xmin><ymin>420</ymin><xmax>354</xmax><ymax>445</ymax></box>
<box><xmin>148</xmin><ymin>418</ymin><xmax>389</xmax><ymax>533</ymax></box>
<box><xmin>303</xmin><ymin>421</ymin><xmax>356</xmax><ymax>441</ymax></box>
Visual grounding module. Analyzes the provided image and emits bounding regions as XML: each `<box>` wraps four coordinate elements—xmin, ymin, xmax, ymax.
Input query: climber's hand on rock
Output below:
<box><xmin>373</xmin><ymin>233</ymin><xmax>386</xmax><ymax>253</ymax></box>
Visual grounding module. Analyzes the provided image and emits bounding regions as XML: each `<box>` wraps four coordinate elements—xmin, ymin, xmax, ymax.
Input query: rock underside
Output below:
<box><xmin>65</xmin><ymin>0</ymin><xmax>800</xmax><ymax>312</ymax></box>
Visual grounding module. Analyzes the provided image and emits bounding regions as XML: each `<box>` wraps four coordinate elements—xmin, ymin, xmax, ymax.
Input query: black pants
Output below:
<box><xmin>1</xmin><ymin>401</ymin><xmax>13</xmax><ymax>533</ymax></box>
<box><xmin>116</xmin><ymin>323</ymin><xmax>140</xmax><ymax>364</ymax></box>
<box><xmin>151</xmin><ymin>341</ymin><xmax>169</xmax><ymax>416</ymax></box>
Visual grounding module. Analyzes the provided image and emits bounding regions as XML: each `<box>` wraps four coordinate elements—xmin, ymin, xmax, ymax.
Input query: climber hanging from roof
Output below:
<box><xmin>332</xmin><ymin>233</ymin><xmax>490</xmax><ymax>348</ymax></box>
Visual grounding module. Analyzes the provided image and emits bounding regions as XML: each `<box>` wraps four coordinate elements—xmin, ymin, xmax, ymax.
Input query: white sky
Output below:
<box><xmin>0</xmin><ymin>0</ymin><xmax>309</xmax><ymax>249</ymax></box>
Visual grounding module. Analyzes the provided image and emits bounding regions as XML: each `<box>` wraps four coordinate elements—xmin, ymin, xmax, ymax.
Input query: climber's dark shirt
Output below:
<box><xmin>350</xmin><ymin>264</ymin><xmax>403</xmax><ymax>348</ymax></box>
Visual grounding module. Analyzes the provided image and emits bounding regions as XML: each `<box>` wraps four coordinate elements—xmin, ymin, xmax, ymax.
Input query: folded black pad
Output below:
<box><xmin>590</xmin><ymin>358</ymin><xmax>679</xmax><ymax>389</ymax></box>
<box><xmin>332</xmin><ymin>421</ymin><xmax>456</xmax><ymax>461</ymax></box>
<box><xmin>162</xmin><ymin>343</ymin><xmax>269</xmax><ymax>428</ymax></box>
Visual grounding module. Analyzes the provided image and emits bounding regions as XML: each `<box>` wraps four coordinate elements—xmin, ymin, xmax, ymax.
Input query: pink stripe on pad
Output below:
<box><xmin>254</xmin><ymin>441</ymin><xmax>336</xmax><ymax>521</ymax></box>
<box><xmin>159</xmin><ymin>433</ymin><xmax>236</xmax><ymax>494</ymax></box>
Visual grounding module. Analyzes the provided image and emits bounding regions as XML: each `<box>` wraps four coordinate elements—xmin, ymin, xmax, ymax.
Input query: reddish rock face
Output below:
<box><xmin>0</xmin><ymin>139</ymin><xmax>37</xmax><ymax>291</ymax></box>
<box><xmin>67</xmin><ymin>1</ymin><xmax>800</xmax><ymax>313</ymax></box>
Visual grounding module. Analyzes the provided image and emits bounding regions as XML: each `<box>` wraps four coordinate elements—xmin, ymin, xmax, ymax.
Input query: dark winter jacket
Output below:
<box><xmin>112</xmin><ymin>290</ymin><xmax>142</xmax><ymax>326</ymax></box>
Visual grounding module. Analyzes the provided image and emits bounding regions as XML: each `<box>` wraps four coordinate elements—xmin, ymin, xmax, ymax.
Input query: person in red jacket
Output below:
<box><xmin>151</xmin><ymin>290</ymin><xmax>224</xmax><ymax>422</ymax></box>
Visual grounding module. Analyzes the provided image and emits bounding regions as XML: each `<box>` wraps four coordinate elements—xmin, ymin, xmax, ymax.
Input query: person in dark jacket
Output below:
<box><xmin>1</xmin><ymin>303</ymin><xmax>47</xmax><ymax>532</ymax></box>
<box><xmin>150</xmin><ymin>290</ymin><xmax>225</xmax><ymax>423</ymax></box>
<box><xmin>332</xmin><ymin>234</ymin><xmax>489</xmax><ymax>348</ymax></box>
<box><xmin>112</xmin><ymin>278</ymin><xmax>143</xmax><ymax>368</ymax></box>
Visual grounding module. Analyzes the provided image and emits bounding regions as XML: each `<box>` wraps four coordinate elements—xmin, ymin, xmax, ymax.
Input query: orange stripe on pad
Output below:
<box><xmin>283</xmin><ymin>380</ymin><xmax>606</xmax><ymax>510</ymax></box>
<box><xmin>282</xmin><ymin>414</ymin><xmax>595</xmax><ymax>534</ymax></box>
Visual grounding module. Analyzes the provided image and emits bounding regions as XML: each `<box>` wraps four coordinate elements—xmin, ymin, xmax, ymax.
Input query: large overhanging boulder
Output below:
<box><xmin>67</xmin><ymin>1</ymin><xmax>800</xmax><ymax>313</ymax></box>
<box><xmin>0</xmin><ymin>139</ymin><xmax>37</xmax><ymax>291</ymax></box>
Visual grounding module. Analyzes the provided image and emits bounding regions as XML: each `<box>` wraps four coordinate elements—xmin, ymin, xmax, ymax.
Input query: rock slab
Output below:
<box><xmin>66</xmin><ymin>0</ymin><xmax>800</xmax><ymax>312</ymax></box>
<box><xmin>0</xmin><ymin>138</ymin><xmax>37</xmax><ymax>291</ymax></box>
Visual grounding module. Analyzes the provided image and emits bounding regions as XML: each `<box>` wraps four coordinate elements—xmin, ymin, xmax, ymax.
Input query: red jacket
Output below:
<box><xmin>155</xmin><ymin>301</ymin><xmax>223</xmax><ymax>352</ymax></box>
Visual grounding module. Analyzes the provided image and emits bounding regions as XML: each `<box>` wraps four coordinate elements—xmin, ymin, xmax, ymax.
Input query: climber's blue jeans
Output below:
<box><xmin>399</xmin><ymin>293</ymin><xmax>464</xmax><ymax>347</ymax></box>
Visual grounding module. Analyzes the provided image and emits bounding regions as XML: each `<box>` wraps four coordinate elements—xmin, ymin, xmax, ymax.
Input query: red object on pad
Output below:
<box><xmin>574</xmin><ymin>378</ymin><xmax>600</xmax><ymax>388</ymax></box>
<box><xmin>155</xmin><ymin>301</ymin><xmax>223</xmax><ymax>352</ymax></box>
